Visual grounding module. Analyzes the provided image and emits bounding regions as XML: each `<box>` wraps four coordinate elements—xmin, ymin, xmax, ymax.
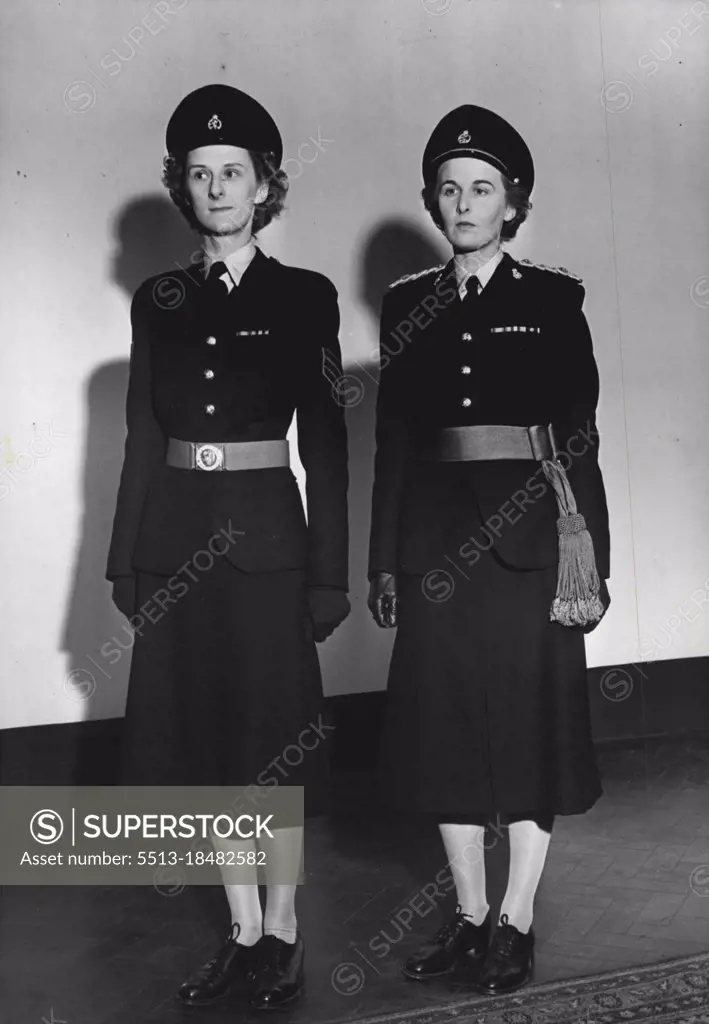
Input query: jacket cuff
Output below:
<box><xmin>106</xmin><ymin>569</ymin><xmax>134</xmax><ymax>583</ymax></box>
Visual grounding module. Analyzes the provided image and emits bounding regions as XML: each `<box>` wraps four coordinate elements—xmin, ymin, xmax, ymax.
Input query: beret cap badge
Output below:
<box><xmin>165</xmin><ymin>85</ymin><xmax>283</xmax><ymax>166</ymax></box>
<box><xmin>457</xmin><ymin>129</ymin><xmax>472</xmax><ymax>144</ymax></box>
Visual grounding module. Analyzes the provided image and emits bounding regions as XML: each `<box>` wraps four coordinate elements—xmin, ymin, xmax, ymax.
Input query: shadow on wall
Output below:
<box><xmin>110</xmin><ymin>193</ymin><xmax>204</xmax><ymax>294</ymax></box>
<box><xmin>358</xmin><ymin>217</ymin><xmax>447</xmax><ymax>319</ymax></box>
<box><xmin>60</xmin><ymin>195</ymin><xmax>197</xmax><ymax>729</ymax></box>
<box><xmin>317</xmin><ymin>218</ymin><xmax>445</xmax><ymax>695</ymax></box>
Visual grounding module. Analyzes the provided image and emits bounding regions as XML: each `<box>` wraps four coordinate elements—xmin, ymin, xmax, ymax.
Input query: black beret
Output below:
<box><xmin>422</xmin><ymin>105</ymin><xmax>534</xmax><ymax>193</ymax></box>
<box><xmin>166</xmin><ymin>84</ymin><xmax>282</xmax><ymax>166</ymax></box>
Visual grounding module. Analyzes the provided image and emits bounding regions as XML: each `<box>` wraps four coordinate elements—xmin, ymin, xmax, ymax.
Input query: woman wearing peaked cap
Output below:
<box><xmin>368</xmin><ymin>104</ymin><xmax>610</xmax><ymax>994</ymax></box>
<box><xmin>107</xmin><ymin>84</ymin><xmax>350</xmax><ymax>1009</ymax></box>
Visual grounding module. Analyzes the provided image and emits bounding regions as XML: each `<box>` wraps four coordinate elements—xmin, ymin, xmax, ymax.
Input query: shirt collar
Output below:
<box><xmin>456</xmin><ymin>247</ymin><xmax>504</xmax><ymax>299</ymax></box>
<box><xmin>203</xmin><ymin>240</ymin><xmax>258</xmax><ymax>289</ymax></box>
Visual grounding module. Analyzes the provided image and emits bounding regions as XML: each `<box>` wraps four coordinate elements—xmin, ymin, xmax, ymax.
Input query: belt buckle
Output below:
<box><xmin>194</xmin><ymin>442</ymin><xmax>225</xmax><ymax>471</ymax></box>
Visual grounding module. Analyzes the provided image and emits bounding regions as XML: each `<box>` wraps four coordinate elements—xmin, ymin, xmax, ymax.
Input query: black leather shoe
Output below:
<box><xmin>474</xmin><ymin>913</ymin><xmax>535</xmax><ymax>995</ymax></box>
<box><xmin>249</xmin><ymin>933</ymin><xmax>305</xmax><ymax>1009</ymax></box>
<box><xmin>402</xmin><ymin>906</ymin><xmax>491</xmax><ymax>980</ymax></box>
<box><xmin>176</xmin><ymin>924</ymin><xmax>259</xmax><ymax>1006</ymax></box>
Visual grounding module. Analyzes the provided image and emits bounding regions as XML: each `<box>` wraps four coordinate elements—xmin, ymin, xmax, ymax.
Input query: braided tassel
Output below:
<box><xmin>541</xmin><ymin>458</ymin><xmax>605</xmax><ymax>628</ymax></box>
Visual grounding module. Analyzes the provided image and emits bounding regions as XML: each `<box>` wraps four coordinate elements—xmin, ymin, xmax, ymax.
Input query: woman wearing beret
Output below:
<box><xmin>368</xmin><ymin>105</ymin><xmax>610</xmax><ymax>994</ymax></box>
<box><xmin>107</xmin><ymin>84</ymin><xmax>349</xmax><ymax>1009</ymax></box>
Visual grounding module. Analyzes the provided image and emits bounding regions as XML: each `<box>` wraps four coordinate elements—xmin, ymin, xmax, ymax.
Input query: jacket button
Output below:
<box><xmin>206</xmin><ymin>336</ymin><xmax>217</xmax><ymax>346</ymax></box>
<box><xmin>461</xmin><ymin>397</ymin><xmax>472</xmax><ymax>407</ymax></box>
<box><xmin>204</xmin><ymin>369</ymin><xmax>215</xmax><ymax>379</ymax></box>
<box><xmin>461</xmin><ymin>365</ymin><xmax>471</xmax><ymax>374</ymax></box>
<box><xmin>205</xmin><ymin>404</ymin><xmax>216</xmax><ymax>415</ymax></box>
<box><xmin>462</xmin><ymin>332</ymin><xmax>473</xmax><ymax>341</ymax></box>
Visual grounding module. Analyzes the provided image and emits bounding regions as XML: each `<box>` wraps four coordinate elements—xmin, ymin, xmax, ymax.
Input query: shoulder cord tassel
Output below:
<box><xmin>540</xmin><ymin>457</ymin><xmax>606</xmax><ymax>628</ymax></box>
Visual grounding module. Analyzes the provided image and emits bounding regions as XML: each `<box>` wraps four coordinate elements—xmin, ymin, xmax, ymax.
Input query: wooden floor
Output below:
<box><xmin>2</xmin><ymin>735</ymin><xmax>708</xmax><ymax>1023</ymax></box>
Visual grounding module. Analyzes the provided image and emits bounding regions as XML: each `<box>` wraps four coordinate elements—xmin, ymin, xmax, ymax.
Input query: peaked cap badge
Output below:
<box><xmin>457</xmin><ymin>129</ymin><xmax>472</xmax><ymax>144</ymax></box>
<box><xmin>207</xmin><ymin>113</ymin><xmax>222</xmax><ymax>131</ymax></box>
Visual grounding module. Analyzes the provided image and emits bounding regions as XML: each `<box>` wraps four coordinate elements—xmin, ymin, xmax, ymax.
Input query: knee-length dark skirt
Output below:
<box><xmin>119</xmin><ymin>561</ymin><xmax>330</xmax><ymax>816</ymax></box>
<box><xmin>377</xmin><ymin>547</ymin><xmax>603</xmax><ymax>818</ymax></box>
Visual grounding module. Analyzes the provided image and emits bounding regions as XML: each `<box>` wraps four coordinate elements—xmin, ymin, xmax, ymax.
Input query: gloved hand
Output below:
<box><xmin>307</xmin><ymin>587</ymin><xmax>351</xmax><ymax>643</ymax></box>
<box><xmin>368</xmin><ymin>572</ymin><xmax>398</xmax><ymax>628</ymax></box>
<box><xmin>111</xmin><ymin>576</ymin><xmax>135</xmax><ymax>619</ymax></box>
<box><xmin>581</xmin><ymin>577</ymin><xmax>611</xmax><ymax>634</ymax></box>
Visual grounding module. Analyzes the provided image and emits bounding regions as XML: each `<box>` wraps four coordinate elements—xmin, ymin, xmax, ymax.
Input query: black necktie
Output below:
<box><xmin>461</xmin><ymin>275</ymin><xmax>480</xmax><ymax>303</ymax></box>
<box><xmin>205</xmin><ymin>260</ymin><xmax>230</xmax><ymax>299</ymax></box>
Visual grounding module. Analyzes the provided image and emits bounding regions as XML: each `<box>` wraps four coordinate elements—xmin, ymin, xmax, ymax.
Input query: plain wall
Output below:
<box><xmin>1</xmin><ymin>0</ymin><xmax>708</xmax><ymax>728</ymax></box>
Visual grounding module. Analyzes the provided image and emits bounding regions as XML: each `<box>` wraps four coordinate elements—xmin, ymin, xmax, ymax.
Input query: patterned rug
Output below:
<box><xmin>348</xmin><ymin>952</ymin><xmax>709</xmax><ymax>1024</ymax></box>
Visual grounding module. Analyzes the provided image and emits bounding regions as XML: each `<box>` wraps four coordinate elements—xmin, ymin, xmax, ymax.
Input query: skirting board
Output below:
<box><xmin>0</xmin><ymin>658</ymin><xmax>707</xmax><ymax>783</ymax></box>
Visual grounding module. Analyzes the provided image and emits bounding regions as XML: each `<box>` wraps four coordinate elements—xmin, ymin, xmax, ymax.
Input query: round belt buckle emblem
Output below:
<box><xmin>195</xmin><ymin>443</ymin><xmax>224</xmax><ymax>471</ymax></box>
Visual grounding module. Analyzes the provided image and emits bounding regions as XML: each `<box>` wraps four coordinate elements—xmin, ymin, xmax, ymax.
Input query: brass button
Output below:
<box><xmin>204</xmin><ymin>369</ymin><xmax>215</xmax><ymax>379</ymax></box>
<box><xmin>462</xmin><ymin>332</ymin><xmax>473</xmax><ymax>341</ymax></box>
<box><xmin>461</xmin><ymin>397</ymin><xmax>472</xmax><ymax>408</ymax></box>
<box><xmin>206</xmin><ymin>336</ymin><xmax>217</xmax><ymax>346</ymax></box>
<box><xmin>205</xmin><ymin>404</ymin><xmax>216</xmax><ymax>415</ymax></box>
<box><xmin>461</xmin><ymin>365</ymin><xmax>471</xmax><ymax>374</ymax></box>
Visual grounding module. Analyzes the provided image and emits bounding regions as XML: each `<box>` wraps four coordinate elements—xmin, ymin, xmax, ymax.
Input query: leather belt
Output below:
<box><xmin>166</xmin><ymin>438</ymin><xmax>290</xmax><ymax>471</ymax></box>
<box><xmin>422</xmin><ymin>424</ymin><xmax>555</xmax><ymax>462</ymax></box>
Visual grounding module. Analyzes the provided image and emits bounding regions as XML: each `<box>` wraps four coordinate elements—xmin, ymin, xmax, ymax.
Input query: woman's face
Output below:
<box><xmin>435</xmin><ymin>157</ymin><xmax>515</xmax><ymax>253</ymax></box>
<box><xmin>185</xmin><ymin>145</ymin><xmax>268</xmax><ymax>236</ymax></box>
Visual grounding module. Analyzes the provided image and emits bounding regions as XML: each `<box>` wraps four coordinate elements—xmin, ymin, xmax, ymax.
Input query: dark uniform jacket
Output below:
<box><xmin>368</xmin><ymin>251</ymin><xmax>610</xmax><ymax>581</ymax></box>
<box><xmin>107</xmin><ymin>247</ymin><xmax>349</xmax><ymax>590</ymax></box>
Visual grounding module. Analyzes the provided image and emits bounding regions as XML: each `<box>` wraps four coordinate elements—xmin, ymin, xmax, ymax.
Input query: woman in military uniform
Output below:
<box><xmin>107</xmin><ymin>84</ymin><xmax>349</xmax><ymax>1009</ymax></box>
<box><xmin>368</xmin><ymin>105</ymin><xmax>610</xmax><ymax>994</ymax></box>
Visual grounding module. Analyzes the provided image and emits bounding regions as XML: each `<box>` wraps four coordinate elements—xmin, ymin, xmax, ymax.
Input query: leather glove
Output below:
<box><xmin>307</xmin><ymin>587</ymin><xmax>351</xmax><ymax>643</ymax></box>
<box><xmin>368</xmin><ymin>572</ymin><xmax>398</xmax><ymax>628</ymax></box>
<box><xmin>111</xmin><ymin>576</ymin><xmax>135</xmax><ymax>619</ymax></box>
<box><xmin>581</xmin><ymin>577</ymin><xmax>611</xmax><ymax>634</ymax></box>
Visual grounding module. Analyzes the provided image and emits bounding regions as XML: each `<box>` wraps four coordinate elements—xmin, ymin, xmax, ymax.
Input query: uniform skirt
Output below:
<box><xmin>118</xmin><ymin>560</ymin><xmax>330</xmax><ymax>817</ymax></box>
<box><xmin>377</xmin><ymin>545</ymin><xmax>603</xmax><ymax>818</ymax></box>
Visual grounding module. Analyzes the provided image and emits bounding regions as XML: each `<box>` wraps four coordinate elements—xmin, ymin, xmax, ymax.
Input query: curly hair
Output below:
<box><xmin>421</xmin><ymin>171</ymin><xmax>532</xmax><ymax>241</ymax></box>
<box><xmin>162</xmin><ymin>150</ymin><xmax>289</xmax><ymax>234</ymax></box>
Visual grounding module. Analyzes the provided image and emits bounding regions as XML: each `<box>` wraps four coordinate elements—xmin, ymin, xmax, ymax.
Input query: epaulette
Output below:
<box><xmin>388</xmin><ymin>265</ymin><xmax>445</xmax><ymax>290</ymax></box>
<box><xmin>516</xmin><ymin>258</ymin><xmax>582</xmax><ymax>283</ymax></box>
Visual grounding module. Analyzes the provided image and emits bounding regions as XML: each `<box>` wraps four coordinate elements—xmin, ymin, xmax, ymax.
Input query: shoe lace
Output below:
<box><xmin>252</xmin><ymin>934</ymin><xmax>284</xmax><ymax>974</ymax></box>
<box><xmin>433</xmin><ymin>904</ymin><xmax>466</xmax><ymax>944</ymax></box>
<box><xmin>491</xmin><ymin>914</ymin><xmax>524</xmax><ymax>961</ymax></box>
<box><xmin>203</xmin><ymin>921</ymin><xmax>242</xmax><ymax>970</ymax></box>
